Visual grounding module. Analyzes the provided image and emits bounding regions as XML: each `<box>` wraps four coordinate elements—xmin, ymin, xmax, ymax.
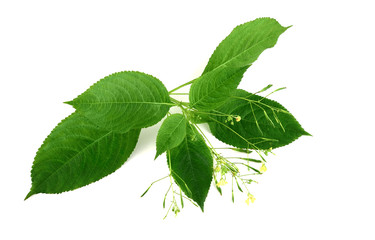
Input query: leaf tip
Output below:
<box><xmin>303</xmin><ymin>131</ymin><xmax>312</xmax><ymax>137</ymax></box>
<box><xmin>197</xmin><ymin>199</ymin><xmax>206</xmax><ymax>212</ymax></box>
<box><xmin>64</xmin><ymin>100</ymin><xmax>74</xmax><ymax>106</ymax></box>
<box><xmin>154</xmin><ymin>151</ymin><xmax>161</xmax><ymax>160</ymax></box>
<box><xmin>24</xmin><ymin>191</ymin><xmax>34</xmax><ymax>201</ymax></box>
<box><xmin>199</xmin><ymin>205</ymin><xmax>205</xmax><ymax>212</ymax></box>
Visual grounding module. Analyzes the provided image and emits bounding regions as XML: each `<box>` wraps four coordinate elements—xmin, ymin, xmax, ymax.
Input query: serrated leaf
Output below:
<box><xmin>208</xmin><ymin>89</ymin><xmax>310</xmax><ymax>150</ymax></box>
<box><xmin>202</xmin><ymin>17</ymin><xmax>289</xmax><ymax>74</ymax></box>
<box><xmin>167</xmin><ymin>124</ymin><xmax>213</xmax><ymax>211</ymax></box>
<box><xmin>189</xmin><ymin>18</ymin><xmax>289</xmax><ymax>111</ymax></box>
<box><xmin>25</xmin><ymin>112</ymin><xmax>140</xmax><ymax>199</ymax></box>
<box><xmin>68</xmin><ymin>71</ymin><xmax>172</xmax><ymax>133</ymax></box>
<box><xmin>189</xmin><ymin>66</ymin><xmax>248</xmax><ymax>111</ymax></box>
<box><xmin>155</xmin><ymin>114</ymin><xmax>187</xmax><ymax>159</ymax></box>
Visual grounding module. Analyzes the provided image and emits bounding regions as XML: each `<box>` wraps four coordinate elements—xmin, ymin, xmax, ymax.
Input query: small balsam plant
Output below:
<box><xmin>25</xmin><ymin>18</ymin><xmax>310</xmax><ymax>217</ymax></box>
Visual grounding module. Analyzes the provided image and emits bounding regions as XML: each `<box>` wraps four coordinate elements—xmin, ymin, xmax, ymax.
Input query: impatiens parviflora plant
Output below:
<box><xmin>25</xmin><ymin>18</ymin><xmax>310</xmax><ymax>218</ymax></box>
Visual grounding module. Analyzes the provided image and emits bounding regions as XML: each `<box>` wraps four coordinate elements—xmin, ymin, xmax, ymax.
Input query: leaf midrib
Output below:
<box><xmin>193</xmin><ymin>33</ymin><xmax>281</xmax><ymax>108</ymax></box>
<box><xmin>31</xmin><ymin>131</ymin><xmax>112</xmax><ymax>193</ymax></box>
<box><xmin>159</xmin><ymin>116</ymin><xmax>185</xmax><ymax>151</ymax></box>
<box><xmin>204</xmin><ymin>33</ymin><xmax>280</xmax><ymax>75</ymax></box>
<box><xmin>75</xmin><ymin>101</ymin><xmax>171</xmax><ymax>105</ymax></box>
<box><xmin>192</xmin><ymin>67</ymin><xmax>244</xmax><ymax>108</ymax></box>
<box><xmin>180</xmin><ymin>132</ymin><xmax>201</xmax><ymax>201</ymax></box>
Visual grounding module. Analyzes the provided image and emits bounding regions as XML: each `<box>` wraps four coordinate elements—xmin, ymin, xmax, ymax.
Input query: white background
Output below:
<box><xmin>1</xmin><ymin>0</ymin><xmax>374</xmax><ymax>239</ymax></box>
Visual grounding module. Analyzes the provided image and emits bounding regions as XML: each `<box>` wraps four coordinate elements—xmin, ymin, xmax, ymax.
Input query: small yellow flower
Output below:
<box><xmin>245</xmin><ymin>193</ymin><xmax>256</xmax><ymax>205</ymax></box>
<box><xmin>235</xmin><ymin>116</ymin><xmax>241</xmax><ymax>122</ymax></box>
<box><xmin>214</xmin><ymin>166</ymin><xmax>221</xmax><ymax>172</ymax></box>
<box><xmin>216</xmin><ymin>179</ymin><xmax>228</xmax><ymax>187</ymax></box>
<box><xmin>260</xmin><ymin>163</ymin><xmax>267</xmax><ymax>173</ymax></box>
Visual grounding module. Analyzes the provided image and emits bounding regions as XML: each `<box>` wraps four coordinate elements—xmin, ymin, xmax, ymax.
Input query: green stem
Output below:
<box><xmin>226</xmin><ymin>157</ymin><xmax>262</xmax><ymax>163</ymax></box>
<box><xmin>231</xmin><ymin>96</ymin><xmax>290</xmax><ymax>115</ymax></box>
<box><xmin>163</xmin><ymin>201</ymin><xmax>173</xmax><ymax>220</ymax></box>
<box><xmin>167</xmin><ymin>151</ymin><xmax>176</xmax><ymax>203</ymax></box>
<box><xmin>192</xmin><ymin>109</ymin><xmax>233</xmax><ymax>118</ymax></box>
<box><xmin>140</xmin><ymin>175</ymin><xmax>169</xmax><ymax>197</ymax></box>
<box><xmin>207</xmin><ymin>116</ymin><xmax>260</xmax><ymax>151</ymax></box>
<box><xmin>169</xmin><ymin>93</ymin><xmax>189</xmax><ymax>95</ymax></box>
<box><xmin>173</xmin><ymin>191</ymin><xmax>199</xmax><ymax>207</ymax></box>
<box><xmin>238</xmin><ymin>177</ymin><xmax>251</xmax><ymax>193</ymax></box>
<box><xmin>168</xmin><ymin>79</ymin><xmax>195</xmax><ymax>94</ymax></box>
<box><xmin>193</xmin><ymin>124</ymin><xmax>219</xmax><ymax>157</ymax></box>
<box><xmin>170</xmin><ymin>97</ymin><xmax>190</xmax><ymax>107</ymax></box>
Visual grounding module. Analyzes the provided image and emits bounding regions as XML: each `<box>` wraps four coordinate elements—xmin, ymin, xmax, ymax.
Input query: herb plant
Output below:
<box><xmin>25</xmin><ymin>18</ymin><xmax>310</xmax><ymax>217</ymax></box>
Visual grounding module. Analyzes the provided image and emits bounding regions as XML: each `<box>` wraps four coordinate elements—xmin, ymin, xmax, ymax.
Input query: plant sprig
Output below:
<box><xmin>25</xmin><ymin>18</ymin><xmax>310</xmax><ymax>218</ymax></box>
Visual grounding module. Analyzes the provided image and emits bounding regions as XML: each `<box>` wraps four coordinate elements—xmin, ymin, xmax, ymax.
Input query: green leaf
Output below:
<box><xmin>189</xmin><ymin>18</ymin><xmax>289</xmax><ymax>111</ymax></box>
<box><xmin>67</xmin><ymin>71</ymin><xmax>172</xmax><ymax>133</ymax></box>
<box><xmin>167</xmin><ymin>124</ymin><xmax>213</xmax><ymax>211</ymax></box>
<box><xmin>25</xmin><ymin>112</ymin><xmax>140</xmax><ymax>200</ymax></box>
<box><xmin>189</xmin><ymin>66</ymin><xmax>248</xmax><ymax>111</ymax></box>
<box><xmin>155</xmin><ymin>114</ymin><xmax>187</xmax><ymax>159</ymax></box>
<box><xmin>202</xmin><ymin>17</ymin><xmax>290</xmax><ymax>74</ymax></box>
<box><xmin>208</xmin><ymin>89</ymin><xmax>310</xmax><ymax>150</ymax></box>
